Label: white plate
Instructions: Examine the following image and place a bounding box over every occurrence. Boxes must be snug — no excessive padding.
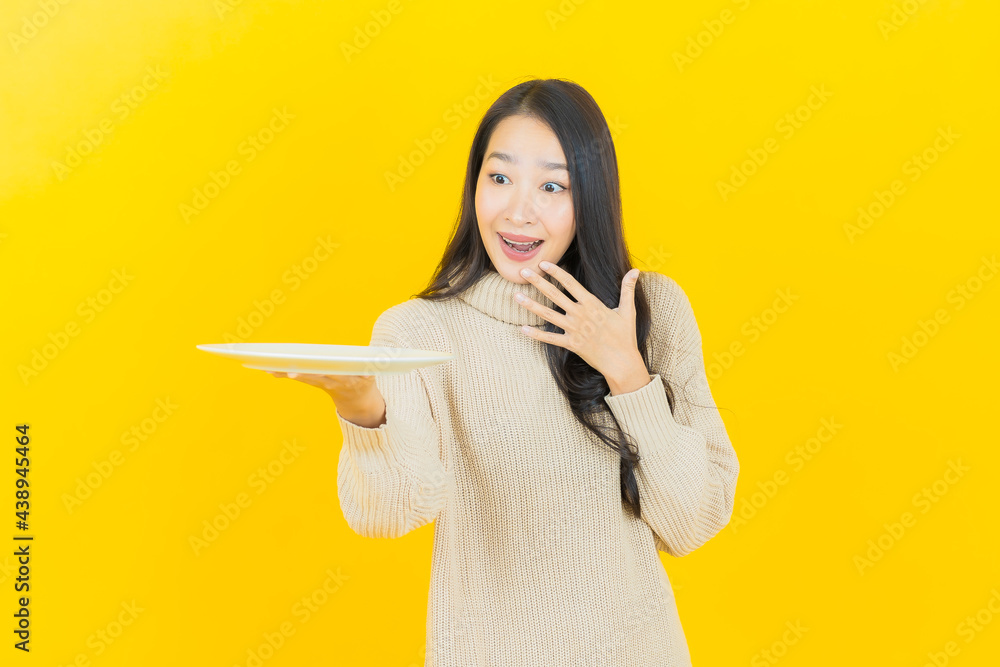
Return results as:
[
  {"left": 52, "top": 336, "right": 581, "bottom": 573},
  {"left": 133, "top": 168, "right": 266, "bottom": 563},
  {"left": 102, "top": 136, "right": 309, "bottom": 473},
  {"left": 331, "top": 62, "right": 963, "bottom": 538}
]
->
[{"left": 196, "top": 343, "right": 454, "bottom": 375}]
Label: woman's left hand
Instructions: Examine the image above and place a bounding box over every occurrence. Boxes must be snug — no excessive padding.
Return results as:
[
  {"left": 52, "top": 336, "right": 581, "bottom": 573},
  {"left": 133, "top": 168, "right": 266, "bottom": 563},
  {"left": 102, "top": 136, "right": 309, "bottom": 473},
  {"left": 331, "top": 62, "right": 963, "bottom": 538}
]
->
[{"left": 514, "top": 261, "right": 648, "bottom": 389}]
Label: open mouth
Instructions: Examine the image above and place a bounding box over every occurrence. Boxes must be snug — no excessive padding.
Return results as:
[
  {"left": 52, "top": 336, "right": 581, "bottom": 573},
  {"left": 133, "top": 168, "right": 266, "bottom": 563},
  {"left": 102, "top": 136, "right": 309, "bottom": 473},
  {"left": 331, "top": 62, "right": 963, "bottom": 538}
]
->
[{"left": 499, "top": 234, "right": 543, "bottom": 253}]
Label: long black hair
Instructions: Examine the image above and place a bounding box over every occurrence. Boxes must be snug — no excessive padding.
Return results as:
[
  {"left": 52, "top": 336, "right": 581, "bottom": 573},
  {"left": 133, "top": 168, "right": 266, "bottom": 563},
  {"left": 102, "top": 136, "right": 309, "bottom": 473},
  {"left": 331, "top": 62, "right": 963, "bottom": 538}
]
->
[{"left": 413, "top": 77, "right": 670, "bottom": 519}]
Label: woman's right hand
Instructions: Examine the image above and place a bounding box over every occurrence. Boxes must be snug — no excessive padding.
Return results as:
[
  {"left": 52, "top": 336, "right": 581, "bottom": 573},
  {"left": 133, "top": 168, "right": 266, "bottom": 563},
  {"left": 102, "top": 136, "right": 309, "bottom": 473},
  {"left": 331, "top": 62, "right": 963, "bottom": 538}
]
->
[{"left": 268, "top": 371, "right": 387, "bottom": 428}]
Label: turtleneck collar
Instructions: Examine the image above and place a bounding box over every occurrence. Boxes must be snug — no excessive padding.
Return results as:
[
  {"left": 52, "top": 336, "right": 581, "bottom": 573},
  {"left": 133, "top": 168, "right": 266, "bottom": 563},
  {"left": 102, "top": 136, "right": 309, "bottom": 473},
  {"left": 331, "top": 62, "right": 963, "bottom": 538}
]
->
[{"left": 456, "top": 268, "right": 559, "bottom": 326}]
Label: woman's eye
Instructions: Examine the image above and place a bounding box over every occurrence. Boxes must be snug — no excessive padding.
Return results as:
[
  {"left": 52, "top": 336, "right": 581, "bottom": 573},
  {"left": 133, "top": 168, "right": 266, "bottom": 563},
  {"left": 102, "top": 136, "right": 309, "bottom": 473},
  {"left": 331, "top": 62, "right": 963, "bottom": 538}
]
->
[{"left": 488, "top": 174, "right": 566, "bottom": 192}]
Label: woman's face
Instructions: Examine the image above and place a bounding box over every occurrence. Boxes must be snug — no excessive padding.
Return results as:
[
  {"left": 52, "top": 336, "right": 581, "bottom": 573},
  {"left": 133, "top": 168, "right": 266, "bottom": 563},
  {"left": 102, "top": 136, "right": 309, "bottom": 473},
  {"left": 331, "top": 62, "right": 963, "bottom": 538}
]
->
[{"left": 475, "top": 114, "right": 575, "bottom": 285}]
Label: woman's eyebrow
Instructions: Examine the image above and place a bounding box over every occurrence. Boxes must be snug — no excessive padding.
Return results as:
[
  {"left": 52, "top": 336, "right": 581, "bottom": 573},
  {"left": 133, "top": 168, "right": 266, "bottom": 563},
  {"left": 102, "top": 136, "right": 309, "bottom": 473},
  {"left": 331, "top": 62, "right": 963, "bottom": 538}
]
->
[{"left": 486, "top": 151, "right": 568, "bottom": 172}]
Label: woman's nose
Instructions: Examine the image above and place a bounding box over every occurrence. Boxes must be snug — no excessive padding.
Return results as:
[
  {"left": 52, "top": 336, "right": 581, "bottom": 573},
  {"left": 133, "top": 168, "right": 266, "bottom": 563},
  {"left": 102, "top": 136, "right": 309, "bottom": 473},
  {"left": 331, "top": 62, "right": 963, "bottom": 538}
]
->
[{"left": 505, "top": 186, "right": 543, "bottom": 224}]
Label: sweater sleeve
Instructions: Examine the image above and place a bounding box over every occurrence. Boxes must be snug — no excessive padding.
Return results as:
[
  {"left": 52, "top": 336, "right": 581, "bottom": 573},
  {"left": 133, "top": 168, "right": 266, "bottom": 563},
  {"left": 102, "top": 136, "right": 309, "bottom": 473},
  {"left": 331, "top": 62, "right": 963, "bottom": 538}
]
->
[
  {"left": 335, "top": 306, "right": 452, "bottom": 539},
  {"left": 602, "top": 273, "right": 739, "bottom": 557}
]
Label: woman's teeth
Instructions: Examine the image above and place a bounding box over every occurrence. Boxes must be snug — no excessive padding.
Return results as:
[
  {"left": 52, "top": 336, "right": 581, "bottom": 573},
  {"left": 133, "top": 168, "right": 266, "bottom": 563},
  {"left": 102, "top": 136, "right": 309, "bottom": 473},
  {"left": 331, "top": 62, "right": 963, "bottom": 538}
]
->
[{"left": 502, "top": 237, "right": 542, "bottom": 252}]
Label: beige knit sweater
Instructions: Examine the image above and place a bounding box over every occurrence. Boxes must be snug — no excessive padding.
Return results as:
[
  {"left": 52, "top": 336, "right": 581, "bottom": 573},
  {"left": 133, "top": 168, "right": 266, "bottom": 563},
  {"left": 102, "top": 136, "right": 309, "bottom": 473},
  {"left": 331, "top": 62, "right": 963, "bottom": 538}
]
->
[{"left": 335, "top": 268, "right": 739, "bottom": 666}]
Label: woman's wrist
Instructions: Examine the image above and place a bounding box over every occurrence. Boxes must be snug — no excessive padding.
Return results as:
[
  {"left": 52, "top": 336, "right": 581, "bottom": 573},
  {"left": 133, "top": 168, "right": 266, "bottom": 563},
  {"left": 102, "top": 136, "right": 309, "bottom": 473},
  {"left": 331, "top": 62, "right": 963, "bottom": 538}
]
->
[
  {"left": 604, "top": 353, "right": 651, "bottom": 396},
  {"left": 332, "top": 389, "right": 386, "bottom": 429}
]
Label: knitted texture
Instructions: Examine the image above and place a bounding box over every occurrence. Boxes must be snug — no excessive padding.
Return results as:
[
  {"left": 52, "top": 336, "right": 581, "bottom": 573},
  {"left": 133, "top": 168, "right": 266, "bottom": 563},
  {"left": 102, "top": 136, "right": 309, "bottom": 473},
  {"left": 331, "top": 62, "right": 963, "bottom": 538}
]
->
[{"left": 336, "top": 268, "right": 739, "bottom": 666}]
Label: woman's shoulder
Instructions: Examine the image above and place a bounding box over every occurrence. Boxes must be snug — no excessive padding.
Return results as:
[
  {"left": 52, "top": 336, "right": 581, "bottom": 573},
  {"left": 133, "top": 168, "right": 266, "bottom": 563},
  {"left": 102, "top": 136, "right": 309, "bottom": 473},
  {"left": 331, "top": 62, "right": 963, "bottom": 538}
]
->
[
  {"left": 637, "top": 270, "right": 703, "bottom": 375},
  {"left": 638, "top": 270, "right": 696, "bottom": 333},
  {"left": 370, "top": 297, "right": 449, "bottom": 350}
]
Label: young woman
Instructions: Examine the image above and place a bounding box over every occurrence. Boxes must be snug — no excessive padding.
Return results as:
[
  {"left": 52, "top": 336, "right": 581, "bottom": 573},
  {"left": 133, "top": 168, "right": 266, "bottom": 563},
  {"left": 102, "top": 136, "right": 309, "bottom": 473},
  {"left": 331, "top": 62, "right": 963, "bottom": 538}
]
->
[{"left": 270, "top": 78, "right": 739, "bottom": 666}]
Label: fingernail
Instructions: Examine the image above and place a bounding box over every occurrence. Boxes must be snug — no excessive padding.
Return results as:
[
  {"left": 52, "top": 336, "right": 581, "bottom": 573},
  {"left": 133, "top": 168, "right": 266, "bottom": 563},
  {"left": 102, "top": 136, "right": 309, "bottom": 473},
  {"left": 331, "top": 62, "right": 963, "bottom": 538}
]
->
[
  {"left": 514, "top": 292, "right": 525, "bottom": 302},
  {"left": 539, "top": 261, "right": 551, "bottom": 269},
  {"left": 520, "top": 268, "right": 534, "bottom": 278}
]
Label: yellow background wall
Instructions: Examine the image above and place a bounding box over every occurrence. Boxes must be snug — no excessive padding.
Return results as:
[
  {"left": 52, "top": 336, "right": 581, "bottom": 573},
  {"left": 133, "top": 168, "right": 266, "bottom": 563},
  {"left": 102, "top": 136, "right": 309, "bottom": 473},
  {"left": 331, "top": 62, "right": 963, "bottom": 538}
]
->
[{"left": 1, "top": 0, "right": 997, "bottom": 665}]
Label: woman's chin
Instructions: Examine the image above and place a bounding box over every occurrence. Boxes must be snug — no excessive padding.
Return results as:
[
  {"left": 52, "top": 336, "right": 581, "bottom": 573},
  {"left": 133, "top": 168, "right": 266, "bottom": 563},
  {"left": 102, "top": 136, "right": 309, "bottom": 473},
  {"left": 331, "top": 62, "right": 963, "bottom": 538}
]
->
[{"left": 497, "top": 264, "right": 533, "bottom": 284}]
